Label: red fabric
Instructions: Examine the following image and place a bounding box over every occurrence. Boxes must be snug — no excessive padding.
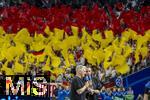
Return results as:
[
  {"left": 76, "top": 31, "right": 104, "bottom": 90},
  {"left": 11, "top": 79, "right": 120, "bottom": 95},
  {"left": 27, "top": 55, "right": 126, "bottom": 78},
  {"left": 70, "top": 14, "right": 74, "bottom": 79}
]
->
[{"left": 0, "top": 3, "right": 149, "bottom": 35}]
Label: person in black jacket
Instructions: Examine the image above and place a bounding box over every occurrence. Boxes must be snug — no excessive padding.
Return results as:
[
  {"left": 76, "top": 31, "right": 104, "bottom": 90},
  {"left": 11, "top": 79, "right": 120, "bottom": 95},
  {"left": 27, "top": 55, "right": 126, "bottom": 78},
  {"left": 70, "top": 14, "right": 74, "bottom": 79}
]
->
[
  {"left": 85, "top": 66, "right": 102, "bottom": 100},
  {"left": 70, "top": 65, "right": 89, "bottom": 100}
]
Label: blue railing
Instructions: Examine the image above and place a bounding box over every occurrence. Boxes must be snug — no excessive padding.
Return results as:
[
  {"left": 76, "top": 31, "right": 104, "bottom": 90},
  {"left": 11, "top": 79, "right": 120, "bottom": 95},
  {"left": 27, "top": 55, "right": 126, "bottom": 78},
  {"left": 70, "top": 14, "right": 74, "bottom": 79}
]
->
[{"left": 123, "top": 66, "right": 150, "bottom": 98}]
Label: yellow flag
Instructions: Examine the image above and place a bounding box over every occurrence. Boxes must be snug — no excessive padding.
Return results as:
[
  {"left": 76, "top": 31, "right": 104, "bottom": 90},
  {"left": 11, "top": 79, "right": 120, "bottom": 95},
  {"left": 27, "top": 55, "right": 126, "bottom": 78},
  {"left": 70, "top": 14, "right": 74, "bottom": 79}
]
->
[
  {"left": 0, "top": 26, "right": 6, "bottom": 35},
  {"left": 3, "top": 46, "right": 17, "bottom": 61},
  {"left": 123, "top": 45, "right": 132, "bottom": 57},
  {"left": 28, "top": 54, "right": 35, "bottom": 63},
  {"left": 119, "top": 37, "right": 128, "bottom": 48},
  {"left": 42, "top": 65, "right": 51, "bottom": 72},
  {"left": 122, "top": 30, "right": 131, "bottom": 39},
  {"left": 92, "top": 31, "right": 102, "bottom": 42},
  {"left": 115, "top": 64, "right": 130, "bottom": 74},
  {"left": 64, "top": 36, "right": 80, "bottom": 49},
  {"left": 34, "top": 33, "right": 45, "bottom": 42},
  {"left": 71, "top": 26, "right": 78, "bottom": 36},
  {"left": 112, "top": 38, "right": 119, "bottom": 47},
  {"left": 14, "top": 28, "right": 32, "bottom": 44},
  {"left": 14, "top": 62, "right": 24, "bottom": 74},
  {"left": 112, "top": 55, "right": 126, "bottom": 66},
  {"left": 69, "top": 53, "right": 76, "bottom": 66},
  {"left": 83, "top": 46, "right": 96, "bottom": 65},
  {"left": 51, "top": 68, "right": 64, "bottom": 76},
  {"left": 81, "top": 27, "right": 88, "bottom": 43},
  {"left": 51, "top": 55, "right": 61, "bottom": 67},
  {"left": 50, "top": 38, "right": 62, "bottom": 51},
  {"left": 103, "top": 61, "right": 111, "bottom": 70},
  {"left": 31, "top": 41, "right": 45, "bottom": 51},
  {"left": 44, "top": 43, "right": 54, "bottom": 56},
  {"left": 144, "top": 30, "right": 150, "bottom": 40},
  {"left": 54, "top": 28, "right": 64, "bottom": 40},
  {"left": 44, "top": 26, "right": 54, "bottom": 37},
  {"left": 1, "top": 62, "right": 14, "bottom": 75},
  {"left": 140, "top": 46, "right": 148, "bottom": 59},
  {"left": 104, "top": 46, "right": 114, "bottom": 60},
  {"left": 87, "top": 34, "right": 97, "bottom": 49},
  {"left": 104, "top": 30, "right": 114, "bottom": 39},
  {"left": 93, "top": 49, "right": 104, "bottom": 65},
  {"left": 135, "top": 50, "right": 140, "bottom": 64},
  {"left": 128, "top": 28, "right": 137, "bottom": 40},
  {"left": 37, "top": 54, "right": 46, "bottom": 62}
]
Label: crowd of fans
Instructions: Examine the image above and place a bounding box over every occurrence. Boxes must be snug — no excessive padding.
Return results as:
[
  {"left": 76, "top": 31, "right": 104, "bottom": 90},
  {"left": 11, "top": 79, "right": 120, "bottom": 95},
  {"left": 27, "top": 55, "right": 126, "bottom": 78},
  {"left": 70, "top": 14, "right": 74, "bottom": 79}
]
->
[
  {"left": 0, "top": 0, "right": 149, "bottom": 34},
  {"left": 53, "top": 65, "right": 136, "bottom": 100}
]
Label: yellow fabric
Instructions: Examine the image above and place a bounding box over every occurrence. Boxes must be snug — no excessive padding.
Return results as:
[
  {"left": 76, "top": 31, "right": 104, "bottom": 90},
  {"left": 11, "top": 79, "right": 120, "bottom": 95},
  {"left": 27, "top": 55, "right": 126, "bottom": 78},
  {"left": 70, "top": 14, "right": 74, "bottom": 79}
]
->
[
  {"left": 50, "top": 38, "right": 62, "bottom": 51},
  {"left": 1, "top": 62, "right": 14, "bottom": 75},
  {"left": 51, "top": 55, "right": 61, "bottom": 67},
  {"left": 44, "top": 26, "right": 54, "bottom": 37},
  {"left": 123, "top": 45, "right": 132, "bottom": 58},
  {"left": 104, "top": 46, "right": 114, "bottom": 61},
  {"left": 128, "top": 28, "right": 137, "bottom": 40},
  {"left": 140, "top": 46, "right": 148, "bottom": 59},
  {"left": 0, "top": 26, "right": 150, "bottom": 75},
  {"left": 14, "top": 62, "right": 24, "bottom": 74},
  {"left": 81, "top": 27, "right": 88, "bottom": 43},
  {"left": 14, "top": 28, "right": 32, "bottom": 44},
  {"left": 87, "top": 34, "right": 97, "bottom": 49},
  {"left": 103, "top": 61, "right": 111, "bottom": 70},
  {"left": 44, "top": 43, "right": 54, "bottom": 56},
  {"left": 68, "top": 53, "right": 76, "bottom": 66},
  {"left": 104, "top": 30, "right": 114, "bottom": 40},
  {"left": 134, "top": 50, "right": 140, "bottom": 64},
  {"left": 83, "top": 46, "right": 96, "bottom": 65},
  {"left": 122, "top": 30, "right": 131, "bottom": 39},
  {"left": 0, "top": 26, "right": 6, "bottom": 35},
  {"left": 71, "top": 26, "right": 78, "bottom": 36},
  {"left": 112, "top": 55, "right": 126, "bottom": 66},
  {"left": 54, "top": 28, "right": 64, "bottom": 40},
  {"left": 115, "top": 64, "right": 130, "bottom": 74},
  {"left": 51, "top": 68, "right": 64, "bottom": 76}
]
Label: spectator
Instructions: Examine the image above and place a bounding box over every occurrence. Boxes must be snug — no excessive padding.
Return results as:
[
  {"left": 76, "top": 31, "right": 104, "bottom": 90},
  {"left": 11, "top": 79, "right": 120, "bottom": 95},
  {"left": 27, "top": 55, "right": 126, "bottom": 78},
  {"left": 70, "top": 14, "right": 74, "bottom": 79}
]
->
[
  {"left": 125, "top": 87, "right": 134, "bottom": 100},
  {"left": 85, "top": 66, "right": 101, "bottom": 100},
  {"left": 144, "top": 81, "right": 150, "bottom": 100},
  {"left": 70, "top": 65, "right": 89, "bottom": 100}
]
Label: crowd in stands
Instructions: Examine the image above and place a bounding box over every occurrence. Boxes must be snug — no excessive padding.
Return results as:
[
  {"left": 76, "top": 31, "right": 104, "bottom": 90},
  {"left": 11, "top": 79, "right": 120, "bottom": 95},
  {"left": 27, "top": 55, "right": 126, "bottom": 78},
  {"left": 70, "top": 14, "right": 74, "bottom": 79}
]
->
[
  {"left": 0, "top": 1, "right": 149, "bottom": 34},
  {"left": 53, "top": 65, "right": 136, "bottom": 100}
]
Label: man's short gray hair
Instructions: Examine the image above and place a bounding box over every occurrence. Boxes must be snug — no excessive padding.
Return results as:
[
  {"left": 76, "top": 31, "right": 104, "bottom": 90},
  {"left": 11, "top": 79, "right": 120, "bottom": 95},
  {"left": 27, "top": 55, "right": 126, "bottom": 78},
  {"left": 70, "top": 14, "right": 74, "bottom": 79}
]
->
[{"left": 76, "top": 65, "right": 86, "bottom": 72}]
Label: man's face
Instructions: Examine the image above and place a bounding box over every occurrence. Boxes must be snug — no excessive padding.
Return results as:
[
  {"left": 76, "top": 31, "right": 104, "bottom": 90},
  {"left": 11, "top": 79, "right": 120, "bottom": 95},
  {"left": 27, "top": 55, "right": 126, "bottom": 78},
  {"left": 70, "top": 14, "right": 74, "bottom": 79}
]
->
[
  {"left": 86, "top": 68, "right": 92, "bottom": 76},
  {"left": 80, "top": 68, "right": 86, "bottom": 78}
]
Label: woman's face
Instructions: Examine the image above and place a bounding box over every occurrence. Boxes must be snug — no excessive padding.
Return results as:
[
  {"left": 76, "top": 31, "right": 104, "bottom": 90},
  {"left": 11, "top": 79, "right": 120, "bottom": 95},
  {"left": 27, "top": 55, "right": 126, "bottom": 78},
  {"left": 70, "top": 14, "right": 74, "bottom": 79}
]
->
[{"left": 86, "top": 68, "right": 92, "bottom": 76}]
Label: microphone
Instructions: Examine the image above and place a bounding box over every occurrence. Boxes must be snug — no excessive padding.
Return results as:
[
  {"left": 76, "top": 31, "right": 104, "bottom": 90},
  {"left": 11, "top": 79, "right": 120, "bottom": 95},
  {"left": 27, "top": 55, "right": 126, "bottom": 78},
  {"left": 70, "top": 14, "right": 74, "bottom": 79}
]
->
[
  {"left": 85, "top": 75, "right": 90, "bottom": 81},
  {"left": 88, "top": 75, "right": 92, "bottom": 81}
]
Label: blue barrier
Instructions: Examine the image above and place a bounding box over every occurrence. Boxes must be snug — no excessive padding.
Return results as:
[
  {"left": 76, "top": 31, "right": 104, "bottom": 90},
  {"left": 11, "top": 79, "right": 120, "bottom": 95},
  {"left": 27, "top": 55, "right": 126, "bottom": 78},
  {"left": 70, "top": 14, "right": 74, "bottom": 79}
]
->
[{"left": 123, "top": 66, "right": 150, "bottom": 98}]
